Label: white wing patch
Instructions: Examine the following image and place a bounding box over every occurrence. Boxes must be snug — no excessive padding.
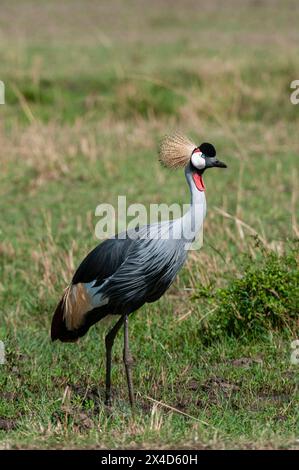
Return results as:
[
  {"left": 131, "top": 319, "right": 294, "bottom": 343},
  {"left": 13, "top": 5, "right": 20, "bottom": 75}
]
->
[{"left": 85, "top": 280, "right": 109, "bottom": 308}]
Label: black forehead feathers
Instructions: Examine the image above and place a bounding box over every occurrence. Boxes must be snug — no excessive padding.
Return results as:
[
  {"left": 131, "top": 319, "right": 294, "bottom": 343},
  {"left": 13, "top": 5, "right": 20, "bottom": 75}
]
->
[{"left": 199, "top": 142, "right": 216, "bottom": 158}]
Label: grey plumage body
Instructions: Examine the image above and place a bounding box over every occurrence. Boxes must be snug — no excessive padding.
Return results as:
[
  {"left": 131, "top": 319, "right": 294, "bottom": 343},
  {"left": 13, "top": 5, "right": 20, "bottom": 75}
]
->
[{"left": 73, "top": 163, "right": 206, "bottom": 329}]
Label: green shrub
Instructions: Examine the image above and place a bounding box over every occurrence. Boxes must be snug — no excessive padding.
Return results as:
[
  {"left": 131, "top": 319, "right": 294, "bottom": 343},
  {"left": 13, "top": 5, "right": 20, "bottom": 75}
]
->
[{"left": 197, "top": 242, "right": 299, "bottom": 341}]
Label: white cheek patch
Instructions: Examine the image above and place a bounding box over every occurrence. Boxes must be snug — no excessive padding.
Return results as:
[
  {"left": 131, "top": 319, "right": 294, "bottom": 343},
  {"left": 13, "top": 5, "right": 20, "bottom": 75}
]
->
[{"left": 191, "top": 151, "right": 206, "bottom": 170}]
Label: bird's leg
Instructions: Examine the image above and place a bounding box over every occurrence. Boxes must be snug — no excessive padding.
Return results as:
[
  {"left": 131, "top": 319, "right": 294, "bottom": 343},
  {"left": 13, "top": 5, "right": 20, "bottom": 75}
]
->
[
  {"left": 123, "top": 314, "right": 135, "bottom": 408},
  {"left": 105, "top": 316, "right": 125, "bottom": 406}
]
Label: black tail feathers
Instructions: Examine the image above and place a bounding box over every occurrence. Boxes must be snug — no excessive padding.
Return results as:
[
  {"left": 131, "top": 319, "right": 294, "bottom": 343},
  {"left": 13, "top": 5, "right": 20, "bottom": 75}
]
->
[{"left": 51, "top": 297, "right": 80, "bottom": 343}]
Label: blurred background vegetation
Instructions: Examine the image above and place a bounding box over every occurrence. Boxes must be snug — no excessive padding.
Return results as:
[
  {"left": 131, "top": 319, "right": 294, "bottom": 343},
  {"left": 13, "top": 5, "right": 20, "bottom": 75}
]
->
[{"left": 0, "top": 0, "right": 298, "bottom": 449}]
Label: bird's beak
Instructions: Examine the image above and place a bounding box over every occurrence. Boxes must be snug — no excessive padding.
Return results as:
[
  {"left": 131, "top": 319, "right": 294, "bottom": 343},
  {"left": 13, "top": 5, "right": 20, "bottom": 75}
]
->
[
  {"left": 204, "top": 156, "right": 227, "bottom": 169},
  {"left": 212, "top": 159, "right": 227, "bottom": 168}
]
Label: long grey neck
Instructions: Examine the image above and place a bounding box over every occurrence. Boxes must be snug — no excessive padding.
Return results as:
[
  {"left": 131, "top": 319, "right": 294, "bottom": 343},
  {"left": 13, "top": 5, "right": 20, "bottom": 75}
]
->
[{"left": 180, "top": 164, "right": 206, "bottom": 242}]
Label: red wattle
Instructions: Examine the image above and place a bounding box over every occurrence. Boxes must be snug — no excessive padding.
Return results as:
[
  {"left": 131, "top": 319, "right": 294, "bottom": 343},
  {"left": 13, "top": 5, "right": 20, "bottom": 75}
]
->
[{"left": 192, "top": 173, "right": 206, "bottom": 191}]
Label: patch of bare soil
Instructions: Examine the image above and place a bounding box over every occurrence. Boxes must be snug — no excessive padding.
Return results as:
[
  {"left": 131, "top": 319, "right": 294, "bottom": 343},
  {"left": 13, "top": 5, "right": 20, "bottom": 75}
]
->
[
  {"left": 0, "top": 418, "right": 17, "bottom": 431},
  {"left": 229, "top": 357, "right": 263, "bottom": 368}
]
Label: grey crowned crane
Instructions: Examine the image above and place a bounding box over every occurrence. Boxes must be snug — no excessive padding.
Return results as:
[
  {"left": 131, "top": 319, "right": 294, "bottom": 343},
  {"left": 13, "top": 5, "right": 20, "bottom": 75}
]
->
[{"left": 51, "top": 133, "right": 227, "bottom": 407}]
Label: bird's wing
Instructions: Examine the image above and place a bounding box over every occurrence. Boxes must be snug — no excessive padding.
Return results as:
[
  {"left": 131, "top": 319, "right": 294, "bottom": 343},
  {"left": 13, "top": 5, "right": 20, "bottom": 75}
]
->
[
  {"left": 51, "top": 223, "right": 186, "bottom": 340},
  {"left": 71, "top": 223, "right": 159, "bottom": 286},
  {"left": 51, "top": 235, "right": 135, "bottom": 340},
  {"left": 95, "top": 233, "right": 187, "bottom": 310},
  {"left": 72, "top": 236, "right": 134, "bottom": 285},
  {"left": 78, "top": 221, "right": 187, "bottom": 310}
]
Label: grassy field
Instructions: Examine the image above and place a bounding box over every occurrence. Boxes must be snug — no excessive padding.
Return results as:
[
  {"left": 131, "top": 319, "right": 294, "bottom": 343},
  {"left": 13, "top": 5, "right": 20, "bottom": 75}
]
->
[{"left": 0, "top": 0, "right": 298, "bottom": 449}]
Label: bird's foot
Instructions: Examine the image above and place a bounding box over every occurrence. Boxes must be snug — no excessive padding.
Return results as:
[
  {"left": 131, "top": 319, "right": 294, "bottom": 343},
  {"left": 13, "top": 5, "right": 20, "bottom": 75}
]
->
[{"left": 105, "top": 393, "right": 112, "bottom": 407}]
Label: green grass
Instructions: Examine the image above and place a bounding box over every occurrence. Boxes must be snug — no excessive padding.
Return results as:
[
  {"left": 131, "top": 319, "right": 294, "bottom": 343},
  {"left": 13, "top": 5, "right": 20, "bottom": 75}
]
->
[{"left": 0, "top": 0, "right": 298, "bottom": 449}]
